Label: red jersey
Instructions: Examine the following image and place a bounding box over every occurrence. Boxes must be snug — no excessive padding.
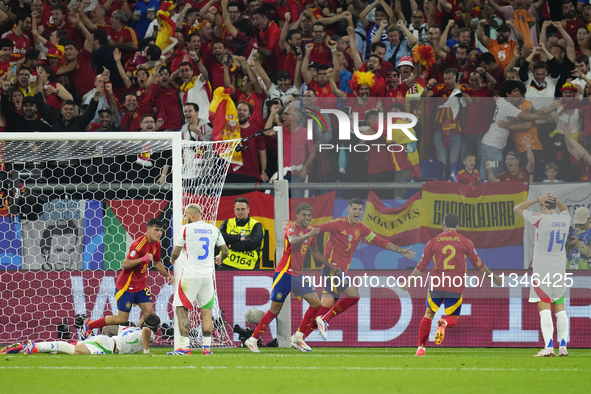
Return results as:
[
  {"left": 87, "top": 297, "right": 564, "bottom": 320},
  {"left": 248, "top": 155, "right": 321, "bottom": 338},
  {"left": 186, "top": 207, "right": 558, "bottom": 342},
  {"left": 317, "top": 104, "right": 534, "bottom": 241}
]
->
[
  {"left": 464, "top": 86, "right": 493, "bottom": 135},
  {"left": 309, "top": 42, "right": 331, "bottom": 66},
  {"left": 207, "top": 60, "right": 226, "bottom": 91},
  {"left": 307, "top": 79, "right": 335, "bottom": 97},
  {"left": 444, "top": 54, "right": 474, "bottom": 85},
  {"left": 1, "top": 30, "right": 30, "bottom": 62},
  {"left": 69, "top": 49, "right": 96, "bottom": 98},
  {"left": 417, "top": 230, "right": 484, "bottom": 293},
  {"left": 115, "top": 235, "right": 162, "bottom": 293},
  {"left": 276, "top": 0, "right": 301, "bottom": 22},
  {"left": 153, "top": 84, "right": 183, "bottom": 129},
  {"left": 276, "top": 222, "right": 317, "bottom": 276},
  {"left": 316, "top": 217, "right": 374, "bottom": 273},
  {"left": 259, "top": 21, "right": 281, "bottom": 69},
  {"left": 432, "top": 83, "right": 471, "bottom": 135},
  {"left": 456, "top": 169, "right": 482, "bottom": 186},
  {"left": 579, "top": 158, "right": 591, "bottom": 182},
  {"left": 279, "top": 48, "right": 297, "bottom": 81},
  {"left": 0, "top": 60, "right": 9, "bottom": 79},
  {"left": 227, "top": 121, "right": 265, "bottom": 179},
  {"left": 110, "top": 26, "right": 138, "bottom": 64},
  {"left": 236, "top": 90, "right": 266, "bottom": 124},
  {"left": 496, "top": 167, "right": 529, "bottom": 182}
]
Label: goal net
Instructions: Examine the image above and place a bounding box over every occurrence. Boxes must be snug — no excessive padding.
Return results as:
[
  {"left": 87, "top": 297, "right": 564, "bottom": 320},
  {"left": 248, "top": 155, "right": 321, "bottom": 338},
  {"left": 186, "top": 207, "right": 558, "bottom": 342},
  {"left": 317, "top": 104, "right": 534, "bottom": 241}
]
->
[{"left": 0, "top": 132, "right": 239, "bottom": 349}]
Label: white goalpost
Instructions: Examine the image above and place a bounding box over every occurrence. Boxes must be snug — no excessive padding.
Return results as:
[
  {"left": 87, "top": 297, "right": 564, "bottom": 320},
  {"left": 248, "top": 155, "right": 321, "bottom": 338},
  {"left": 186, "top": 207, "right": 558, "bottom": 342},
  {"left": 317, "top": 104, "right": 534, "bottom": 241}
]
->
[{"left": 0, "top": 132, "right": 239, "bottom": 348}]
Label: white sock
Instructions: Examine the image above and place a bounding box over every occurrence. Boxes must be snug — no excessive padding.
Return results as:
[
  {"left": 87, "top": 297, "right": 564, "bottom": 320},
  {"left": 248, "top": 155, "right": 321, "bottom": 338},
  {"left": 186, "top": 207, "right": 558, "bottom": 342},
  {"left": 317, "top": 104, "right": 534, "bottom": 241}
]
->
[
  {"left": 539, "top": 309, "right": 554, "bottom": 348},
  {"left": 555, "top": 310, "right": 568, "bottom": 348},
  {"left": 202, "top": 336, "right": 211, "bottom": 348},
  {"left": 179, "top": 336, "right": 190, "bottom": 349},
  {"left": 37, "top": 341, "right": 75, "bottom": 354}
]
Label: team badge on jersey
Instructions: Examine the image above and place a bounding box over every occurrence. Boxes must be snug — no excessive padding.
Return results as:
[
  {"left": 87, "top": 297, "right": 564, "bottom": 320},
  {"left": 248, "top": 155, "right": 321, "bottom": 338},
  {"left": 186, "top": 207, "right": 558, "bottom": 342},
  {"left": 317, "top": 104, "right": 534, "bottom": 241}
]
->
[
  {"left": 130, "top": 250, "right": 137, "bottom": 257},
  {"left": 277, "top": 292, "right": 283, "bottom": 300},
  {"left": 354, "top": 230, "right": 360, "bottom": 239},
  {"left": 126, "top": 301, "right": 132, "bottom": 310}
]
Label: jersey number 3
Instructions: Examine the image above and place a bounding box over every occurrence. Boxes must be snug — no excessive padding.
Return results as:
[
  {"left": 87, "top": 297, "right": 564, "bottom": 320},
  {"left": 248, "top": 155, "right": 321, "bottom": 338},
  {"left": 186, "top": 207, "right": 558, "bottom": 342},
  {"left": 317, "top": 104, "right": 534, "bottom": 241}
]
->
[
  {"left": 198, "top": 236, "right": 210, "bottom": 260},
  {"left": 547, "top": 230, "right": 566, "bottom": 252}
]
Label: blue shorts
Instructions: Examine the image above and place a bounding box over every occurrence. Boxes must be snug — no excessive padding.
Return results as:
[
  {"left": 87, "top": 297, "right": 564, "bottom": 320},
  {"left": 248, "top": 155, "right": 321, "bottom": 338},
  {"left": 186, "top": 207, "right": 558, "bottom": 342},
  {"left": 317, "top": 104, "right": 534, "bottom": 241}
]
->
[
  {"left": 425, "top": 290, "right": 463, "bottom": 316},
  {"left": 321, "top": 266, "right": 351, "bottom": 297},
  {"left": 115, "top": 287, "right": 153, "bottom": 312},
  {"left": 270, "top": 272, "right": 316, "bottom": 303}
]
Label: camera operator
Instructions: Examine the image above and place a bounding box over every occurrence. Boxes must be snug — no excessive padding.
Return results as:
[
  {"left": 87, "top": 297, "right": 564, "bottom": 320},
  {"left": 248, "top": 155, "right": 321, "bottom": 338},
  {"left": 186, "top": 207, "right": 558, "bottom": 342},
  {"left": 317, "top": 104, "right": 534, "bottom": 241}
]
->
[{"left": 566, "top": 207, "right": 591, "bottom": 269}]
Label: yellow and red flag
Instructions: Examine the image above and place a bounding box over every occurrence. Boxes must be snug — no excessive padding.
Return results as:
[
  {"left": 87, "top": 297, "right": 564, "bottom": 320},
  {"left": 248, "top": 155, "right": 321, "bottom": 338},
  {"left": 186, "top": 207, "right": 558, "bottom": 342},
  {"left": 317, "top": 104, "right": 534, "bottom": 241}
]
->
[
  {"left": 155, "top": 2, "right": 178, "bottom": 55},
  {"left": 209, "top": 87, "right": 242, "bottom": 166}
]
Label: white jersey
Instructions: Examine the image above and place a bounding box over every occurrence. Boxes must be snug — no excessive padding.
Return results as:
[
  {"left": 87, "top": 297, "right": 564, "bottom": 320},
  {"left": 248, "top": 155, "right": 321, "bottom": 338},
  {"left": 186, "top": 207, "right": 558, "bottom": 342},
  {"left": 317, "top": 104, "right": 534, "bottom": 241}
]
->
[
  {"left": 524, "top": 210, "right": 570, "bottom": 300},
  {"left": 112, "top": 326, "right": 154, "bottom": 354},
  {"left": 481, "top": 98, "right": 523, "bottom": 149},
  {"left": 175, "top": 221, "right": 226, "bottom": 278}
]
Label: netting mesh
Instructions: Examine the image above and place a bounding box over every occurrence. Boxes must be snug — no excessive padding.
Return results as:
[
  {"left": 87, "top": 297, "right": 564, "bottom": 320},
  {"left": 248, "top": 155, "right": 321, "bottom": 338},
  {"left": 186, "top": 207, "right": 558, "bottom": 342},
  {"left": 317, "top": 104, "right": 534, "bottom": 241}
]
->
[{"left": 0, "top": 134, "right": 240, "bottom": 349}]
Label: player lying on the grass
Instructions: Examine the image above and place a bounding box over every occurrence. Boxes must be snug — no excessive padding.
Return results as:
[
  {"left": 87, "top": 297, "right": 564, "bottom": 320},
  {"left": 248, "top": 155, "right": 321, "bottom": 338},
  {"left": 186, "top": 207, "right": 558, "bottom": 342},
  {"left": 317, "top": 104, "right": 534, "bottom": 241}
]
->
[
  {"left": 245, "top": 203, "right": 328, "bottom": 353},
  {"left": 514, "top": 193, "right": 570, "bottom": 357},
  {"left": 15, "top": 314, "right": 160, "bottom": 355},
  {"left": 401, "top": 213, "right": 503, "bottom": 356},
  {"left": 167, "top": 204, "right": 229, "bottom": 356},
  {"left": 81, "top": 219, "right": 173, "bottom": 340},
  {"left": 304, "top": 198, "right": 416, "bottom": 341}
]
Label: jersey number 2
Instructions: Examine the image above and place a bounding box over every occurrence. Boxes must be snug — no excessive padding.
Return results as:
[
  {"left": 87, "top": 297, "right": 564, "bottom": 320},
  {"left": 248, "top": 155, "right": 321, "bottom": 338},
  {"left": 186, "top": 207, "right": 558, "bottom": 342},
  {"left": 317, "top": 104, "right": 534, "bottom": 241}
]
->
[
  {"left": 442, "top": 245, "right": 456, "bottom": 270},
  {"left": 198, "top": 237, "right": 210, "bottom": 260},
  {"left": 547, "top": 230, "right": 566, "bottom": 252}
]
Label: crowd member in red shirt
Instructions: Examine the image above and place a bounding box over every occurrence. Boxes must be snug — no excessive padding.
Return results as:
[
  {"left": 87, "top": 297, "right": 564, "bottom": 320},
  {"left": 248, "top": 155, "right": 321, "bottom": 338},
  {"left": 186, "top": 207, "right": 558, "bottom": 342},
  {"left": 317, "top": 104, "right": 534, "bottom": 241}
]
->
[
  {"left": 36, "top": 64, "right": 73, "bottom": 110},
  {"left": 1, "top": 14, "right": 32, "bottom": 63},
  {"left": 81, "top": 218, "right": 173, "bottom": 339},
  {"left": 57, "top": 13, "right": 96, "bottom": 102},
  {"left": 422, "top": 68, "right": 472, "bottom": 173},
  {"left": 462, "top": 70, "right": 494, "bottom": 165},
  {"left": 564, "top": 127, "right": 591, "bottom": 181},
  {"left": 42, "top": 4, "right": 83, "bottom": 49},
  {"left": 102, "top": 0, "right": 132, "bottom": 21},
  {"left": 223, "top": 101, "right": 267, "bottom": 195},
  {"left": 487, "top": 150, "right": 534, "bottom": 183},
  {"left": 219, "top": 0, "right": 258, "bottom": 60},
  {"left": 108, "top": 10, "right": 138, "bottom": 65},
  {"left": 207, "top": 40, "right": 228, "bottom": 91},
  {"left": 0, "top": 38, "right": 12, "bottom": 79},
  {"left": 433, "top": 38, "right": 475, "bottom": 85},
  {"left": 302, "top": 43, "right": 335, "bottom": 97},
  {"left": 152, "top": 65, "right": 184, "bottom": 130},
  {"left": 307, "top": 22, "right": 331, "bottom": 66},
  {"left": 252, "top": 8, "right": 281, "bottom": 72},
  {"left": 275, "top": 0, "right": 301, "bottom": 24},
  {"left": 456, "top": 152, "right": 482, "bottom": 186},
  {"left": 560, "top": 0, "right": 584, "bottom": 39},
  {"left": 79, "top": 4, "right": 112, "bottom": 36},
  {"left": 401, "top": 213, "right": 501, "bottom": 356},
  {"left": 479, "top": 52, "right": 505, "bottom": 95},
  {"left": 278, "top": 13, "right": 302, "bottom": 80},
  {"left": 228, "top": 56, "right": 266, "bottom": 123}
]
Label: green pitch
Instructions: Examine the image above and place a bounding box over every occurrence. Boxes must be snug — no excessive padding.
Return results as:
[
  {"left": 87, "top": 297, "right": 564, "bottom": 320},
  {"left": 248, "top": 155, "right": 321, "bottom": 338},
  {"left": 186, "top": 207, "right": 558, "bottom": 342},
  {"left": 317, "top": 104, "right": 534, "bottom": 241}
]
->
[{"left": 1, "top": 347, "right": 589, "bottom": 394}]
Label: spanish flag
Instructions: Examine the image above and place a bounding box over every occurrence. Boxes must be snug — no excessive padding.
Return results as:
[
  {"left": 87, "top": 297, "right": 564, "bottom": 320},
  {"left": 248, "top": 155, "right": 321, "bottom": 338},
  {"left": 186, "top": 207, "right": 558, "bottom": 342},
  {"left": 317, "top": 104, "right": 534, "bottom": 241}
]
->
[
  {"left": 387, "top": 118, "right": 420, "bottom": 178},
  {"left": 155, "top": 2, "right": 178, "bottom": 55},
  {"left": 209, "top": 87, "right": 242, "bottom": 166}
]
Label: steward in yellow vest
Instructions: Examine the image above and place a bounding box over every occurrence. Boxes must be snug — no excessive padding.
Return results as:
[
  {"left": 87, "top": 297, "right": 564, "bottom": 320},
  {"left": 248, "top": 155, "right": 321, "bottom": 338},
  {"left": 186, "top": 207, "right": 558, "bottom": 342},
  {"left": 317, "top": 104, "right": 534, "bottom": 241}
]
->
[{"left": 219, "top": 197, "right": 265, "bottom": 270}]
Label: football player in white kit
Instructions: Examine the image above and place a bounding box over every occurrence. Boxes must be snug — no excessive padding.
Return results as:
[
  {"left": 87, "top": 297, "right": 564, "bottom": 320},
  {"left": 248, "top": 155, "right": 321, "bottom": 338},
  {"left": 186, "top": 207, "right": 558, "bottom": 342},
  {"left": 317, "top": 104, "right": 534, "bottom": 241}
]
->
[
  {"left": 20, "top": 314, "right": 161, "bottom": 355},
  {"left": 514, "top": 193, "right": 570, "bottom": 357},
  {"left": 167, "top": 204, "right": 229, "bottom": 356}
]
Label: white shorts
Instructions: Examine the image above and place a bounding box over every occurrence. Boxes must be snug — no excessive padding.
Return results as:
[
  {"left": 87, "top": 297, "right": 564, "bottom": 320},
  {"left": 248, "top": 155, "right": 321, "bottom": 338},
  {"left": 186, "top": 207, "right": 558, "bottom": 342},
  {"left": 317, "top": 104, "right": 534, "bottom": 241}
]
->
[
  {"left": 82, "top": 335, "right": 116, "bottom": 354},
  {"left": 528, "top": 284, "right": 566, "bottom": 304},
  {"left": 173, "top": 277, "right": 215, "bottom": 309}
]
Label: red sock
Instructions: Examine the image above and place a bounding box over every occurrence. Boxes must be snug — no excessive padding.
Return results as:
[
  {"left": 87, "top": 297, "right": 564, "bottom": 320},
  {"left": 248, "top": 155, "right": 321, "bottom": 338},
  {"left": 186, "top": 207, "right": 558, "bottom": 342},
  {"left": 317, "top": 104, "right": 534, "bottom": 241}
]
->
[
  {"left": 251, "top": 311, "right": 276, "bottom": 340},
  {"left": 299, "top": 306, "right": 320, "bottom": 333},
  {"left": 89, "top": 317, "right": 106, "bottom": 330},
  {"left": 444, "top": 315, "right": 458, "bottom": 328},
  {"left": 303, "top": 306, "right": 331, "bottom": 338},
  {"left": 418, "top": 317, "right": 432, "bottom": 347},
  {"left": 322, "top": 297, "right": 359, "bottom": 323}
]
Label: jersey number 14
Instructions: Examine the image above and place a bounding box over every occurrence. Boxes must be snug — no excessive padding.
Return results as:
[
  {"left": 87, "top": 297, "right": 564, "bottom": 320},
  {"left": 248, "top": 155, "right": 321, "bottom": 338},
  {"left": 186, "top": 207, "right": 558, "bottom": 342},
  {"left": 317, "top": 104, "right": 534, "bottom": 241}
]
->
[{"left": 547, "top": 230, "right": 566, "bottom": 252}]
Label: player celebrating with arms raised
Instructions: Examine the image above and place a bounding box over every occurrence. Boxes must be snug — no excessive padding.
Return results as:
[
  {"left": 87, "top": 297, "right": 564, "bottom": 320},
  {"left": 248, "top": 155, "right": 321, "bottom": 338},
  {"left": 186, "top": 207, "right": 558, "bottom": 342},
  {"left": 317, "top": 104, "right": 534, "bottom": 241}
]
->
[
  {"left": 401, "top": 213, "right": 503, "bottom": 356},
  {"left": 514, "top": 193, "right": 570, "bottom": 357},
  {"left": 245, "top": 203, "right": 327, "bottom": 353},
  {"left": 306, "top": 198, "right": 416, "bottom": 340},
  {"left": 81, "top": 219, "right": 174, "bottom": 339},
  {"left": 167, "top": 204, "right": 229, "bottom": 356}
]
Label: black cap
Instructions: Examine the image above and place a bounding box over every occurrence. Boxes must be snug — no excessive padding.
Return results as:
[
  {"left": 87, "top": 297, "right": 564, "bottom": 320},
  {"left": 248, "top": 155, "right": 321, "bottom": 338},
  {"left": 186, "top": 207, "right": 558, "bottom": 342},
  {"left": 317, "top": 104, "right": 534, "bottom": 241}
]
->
[
  {"left": 98, "top": 107, "right": 111, "bottom": 115},
  {"left": 277, "top": 70, "right": 291, "bottom": 80},
  {"left": 497, "top": 24, "right": 511, "bottom": 33},
  {"left": 308, "top": 61, "right": 320, "bottom": 70},
  {"left": 505, "top": 151, "right": 519, "bottom": 159},
  {"left": 22, "top": 96, "right": 36, "bottom": 105}
]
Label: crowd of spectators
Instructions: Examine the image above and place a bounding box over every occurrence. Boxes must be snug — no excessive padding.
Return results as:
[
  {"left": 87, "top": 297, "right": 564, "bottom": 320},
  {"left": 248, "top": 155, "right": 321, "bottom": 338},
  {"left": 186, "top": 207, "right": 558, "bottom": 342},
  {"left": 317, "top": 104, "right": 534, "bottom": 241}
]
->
[{"left": 1, "top": 0, "right": 590, "bottom": 196}]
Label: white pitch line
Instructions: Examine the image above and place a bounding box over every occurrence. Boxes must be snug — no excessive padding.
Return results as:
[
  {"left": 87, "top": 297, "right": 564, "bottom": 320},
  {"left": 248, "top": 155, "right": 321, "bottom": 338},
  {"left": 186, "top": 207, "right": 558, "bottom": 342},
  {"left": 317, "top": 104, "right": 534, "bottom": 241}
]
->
[{"left": 0, "top": 366, "right": 586, "bottom": 372}]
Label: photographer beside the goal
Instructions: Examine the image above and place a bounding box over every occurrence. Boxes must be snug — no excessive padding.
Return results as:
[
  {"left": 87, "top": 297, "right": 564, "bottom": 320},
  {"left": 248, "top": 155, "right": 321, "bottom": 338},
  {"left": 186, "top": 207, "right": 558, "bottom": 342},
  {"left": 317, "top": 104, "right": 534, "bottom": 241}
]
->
[{"left": 167, "top": 204, "right": 229, "bottom": 356}]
